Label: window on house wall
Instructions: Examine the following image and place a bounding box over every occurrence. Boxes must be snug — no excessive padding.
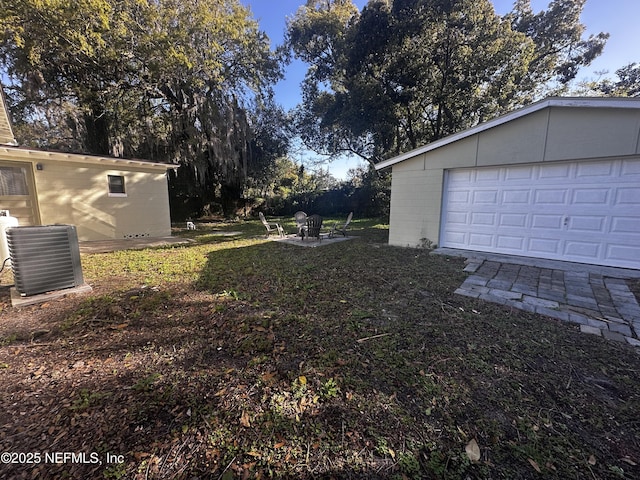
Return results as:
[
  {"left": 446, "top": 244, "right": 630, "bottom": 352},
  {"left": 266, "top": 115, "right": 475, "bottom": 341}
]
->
[
  {"left": 107, "top": 175, "right": 126, "bottom": 196},
  {"left": 0, "top": 166, "right": 28, "bottom": 196}
]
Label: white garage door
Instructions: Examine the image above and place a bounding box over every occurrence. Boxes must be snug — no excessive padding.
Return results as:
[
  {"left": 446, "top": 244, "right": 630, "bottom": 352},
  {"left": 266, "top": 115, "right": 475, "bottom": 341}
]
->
[{"left": 441, "top": 158, "right": 640, "bottom": 269}]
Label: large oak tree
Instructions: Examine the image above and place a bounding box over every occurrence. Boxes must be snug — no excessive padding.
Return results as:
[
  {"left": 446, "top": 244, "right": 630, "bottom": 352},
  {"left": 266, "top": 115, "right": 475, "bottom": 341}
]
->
[
  {"left": 287, "top": 0, "right": 608, "bottom": 166},
  {"left": 1, "top": 0, "right": 288, "bottom": 216}
]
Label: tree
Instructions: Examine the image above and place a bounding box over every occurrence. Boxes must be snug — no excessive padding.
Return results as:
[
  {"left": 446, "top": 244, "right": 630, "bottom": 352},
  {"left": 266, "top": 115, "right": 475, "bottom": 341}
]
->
[
  {"left": 287, "top": 0, "right": 608, "bottom": 165},
  {"left": 287, "top": 0, "right": 366, "bottom": 160},
  {"left": 1, "top": 0, "right": 286, "bottom": 216},
  {"left": 345, "top": 164, "right": 390, "bottom": 217},
  {"left": 594, "top": 63, "right": 640, "bottom": 97},
  {"left": 0, "top": 0, "right": 116, "bottom": 152},
  {"left": 508, "top": 0, "right": 608, "bottom": 96}
]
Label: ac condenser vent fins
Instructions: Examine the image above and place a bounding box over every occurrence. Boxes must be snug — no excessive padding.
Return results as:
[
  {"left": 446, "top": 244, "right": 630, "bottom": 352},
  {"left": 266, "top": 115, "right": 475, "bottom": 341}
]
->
[{"left": 7, "top": 225, "right": 84, "bottom": 296}]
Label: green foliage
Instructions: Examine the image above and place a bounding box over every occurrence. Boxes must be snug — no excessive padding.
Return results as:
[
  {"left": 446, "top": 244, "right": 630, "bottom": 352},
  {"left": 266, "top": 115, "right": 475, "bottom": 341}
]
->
[
  {"left": 70, "top": 389, "right": 106, "bottom": 412},
  {"left": 609, "top": 465, "right": 626, "bottom": 478},
  {"left": 509, "top": 0, "right": 609, "bottom": 87},
  {"left": 286, "top": 0, "right": 359, "bottom": 81},
  {"left": 319, "top": 377, "right": 340, "bottom": 401},
  {"left": 578, "top": 62, "right": 640, "bottom": 98},
  {"left": 133, "top": 373, "right": 161, "bottom": 392},
  {"left": 254, "top": 160, "right": 389, "bottom": 218},
  {"left": 0, "top": 333, "right": 18, "bottom": 346},
  {"left": 397, "top": 450, "right": 421, "bottom": 478},
  {"left": 1, "top": 0, "right": 287, "bottom": 218},
  {"left": 103, "top": 462, "right": 127, "bottom": 479},
  {"left": 248, "top": 157, "right": 330, "bottom": 201},
  {"left": 287, "top": 0, "right": 608, "bottom": 164}
]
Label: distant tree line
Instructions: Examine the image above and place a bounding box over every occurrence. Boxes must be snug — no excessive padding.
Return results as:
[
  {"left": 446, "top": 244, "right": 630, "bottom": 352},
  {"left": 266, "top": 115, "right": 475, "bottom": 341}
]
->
[
  {"left": 2, "top": 0, "right": 637, "bottom": 221},
  {"left": 250, "top": 159, "right": 390, "bottom": 219},
  {"left": 168, "top": 156, "right": 390, "bottom": 220}
]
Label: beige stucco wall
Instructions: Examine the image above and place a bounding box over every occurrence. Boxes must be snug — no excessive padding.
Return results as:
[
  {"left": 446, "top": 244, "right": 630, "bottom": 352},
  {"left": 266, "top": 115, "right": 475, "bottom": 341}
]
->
[
  {"left": 33, "top": 161, "right": 171, "bottom": 241},
  {"left": 388, "top": 165, "right": 443, "bottom": 247},
  {"left": 388, "top": 105, "right": 640, "bottom": 248},
  {"left": 0, "top": 148, "right": 172, "bottom": 241}
]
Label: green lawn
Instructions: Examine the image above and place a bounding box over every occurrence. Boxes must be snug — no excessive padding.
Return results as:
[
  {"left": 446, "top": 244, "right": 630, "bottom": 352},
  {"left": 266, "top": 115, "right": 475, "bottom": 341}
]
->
[{"left": 1, "top": 218, "right": 639, "bottom": 479}]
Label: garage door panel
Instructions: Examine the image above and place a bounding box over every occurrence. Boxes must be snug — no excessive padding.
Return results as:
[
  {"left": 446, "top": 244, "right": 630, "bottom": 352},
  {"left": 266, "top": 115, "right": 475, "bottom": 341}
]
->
[
  {"left": 497, "top": 235, "right": 525, "bottom": 250},
  {"left": 611, "top": 217, "right": 640, "bottom": 234},
  {"left": 532, "top": 214, "right": 563, "bottom": 229},
  {"left": 475, "top": 169, "right": 500, "bottom": 182},
  {"left": 564, "top": 241, "right": 600, "bottom": 258},
  {"left": 502, "top": 190, "right": 530, "bottom": 204},
  {"left": 572, "top": 188, "right": 609, "bottom": 204},
  {"left": 450, "top": 170, "right": 474, "bottom": 183},
  {"left": 472, "top": 190, "right": 498, "bottom": 203},
  {"left": 471, "top": 212, "right": 496, "bottom": 226},
  {"left": 446, "top": 211, "right": 468, "bottom": 225},
  {"left": 568, "top": 216, "right": 606, "bottom": 233},
  {"left": 448, "top": 190, "right": 471, "bottom": 203},
  {"left": 539, "top": 163, "right": 571, "bottom": 178},
  {"left": 607, "top": 244, "right": 640, "bottom": 263},
  {"left": 621, "top": 159, "right": 640, "bottom": 175},
  {"left": 505, "top": 166, "right": 535, "bottom": 180},
  {"left": 469, "top": 233, "right": 493, "bottom": 248},
  {"left": 534, "top": 189, "right": 567, "bottom": 204},
  {"left": 444, "top": 231, "right": 467, "bottom": 246},
  {"left": 528, "top": 238, "right": 561, "bottom": 254},
  {"left": 616, "top": 187, "right": 640, "bottom": 204},
  {"left": 499, "top": 213, "right": 527, "bottom": 227},
  {"left": 442, "top": 158, "right": 640, "bottom": 269},
  {"left": 576, "top": 161, "right": 614, "bottom": 177}
]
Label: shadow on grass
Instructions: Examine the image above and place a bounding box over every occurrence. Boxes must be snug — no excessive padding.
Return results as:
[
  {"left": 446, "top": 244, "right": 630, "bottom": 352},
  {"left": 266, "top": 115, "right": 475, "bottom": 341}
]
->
[{"left": 1, "top": 220, "right": 640, "bottom": 479}]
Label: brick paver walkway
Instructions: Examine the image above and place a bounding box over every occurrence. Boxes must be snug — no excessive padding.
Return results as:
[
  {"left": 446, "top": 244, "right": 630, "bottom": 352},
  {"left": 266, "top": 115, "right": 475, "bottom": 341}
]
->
[{"left": 455, "top": 259, "right": 640, "bottom": 349}]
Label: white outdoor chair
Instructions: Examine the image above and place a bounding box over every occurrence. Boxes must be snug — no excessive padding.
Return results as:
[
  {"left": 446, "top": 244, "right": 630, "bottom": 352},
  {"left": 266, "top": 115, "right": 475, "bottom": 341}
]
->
[
  {"left": 294, "top": 211, "right": 308, "bottom": 238},
  {"left": 259, "top": 212, "right": 284, "bottom": 238},
  {"left": 330, "top": 212, "right": 353, "bottom": 238}
]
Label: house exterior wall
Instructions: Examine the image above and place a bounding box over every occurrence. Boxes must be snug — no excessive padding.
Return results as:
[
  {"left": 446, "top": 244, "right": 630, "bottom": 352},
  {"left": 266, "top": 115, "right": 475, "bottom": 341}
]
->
[
  {"left": 34, "top": 161, "right": 171, "bottom": 241},
  {"left": 0, "top": 148, "right": 172, "bottom": 241},
  {"left": 388, "top": 105, "right": 640, "bottom": 248}
]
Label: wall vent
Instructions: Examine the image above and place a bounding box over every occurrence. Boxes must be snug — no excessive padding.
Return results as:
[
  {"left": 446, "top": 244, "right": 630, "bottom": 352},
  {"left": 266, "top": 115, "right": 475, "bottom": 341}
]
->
[{"left": 7, "top": 225, "right": 84, "bottom": 296}]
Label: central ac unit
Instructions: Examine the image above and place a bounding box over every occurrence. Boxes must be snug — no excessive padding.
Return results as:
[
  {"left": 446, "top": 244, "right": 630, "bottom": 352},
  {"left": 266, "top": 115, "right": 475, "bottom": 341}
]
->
[{"left": 7, "top": 225, "right": 85, "bottom": 296}]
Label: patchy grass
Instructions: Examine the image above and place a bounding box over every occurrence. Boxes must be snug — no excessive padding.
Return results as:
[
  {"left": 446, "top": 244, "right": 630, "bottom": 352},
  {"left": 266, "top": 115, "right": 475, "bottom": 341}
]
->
[{"left": 0, "top": 218, "right": 639, "bottom": 479}]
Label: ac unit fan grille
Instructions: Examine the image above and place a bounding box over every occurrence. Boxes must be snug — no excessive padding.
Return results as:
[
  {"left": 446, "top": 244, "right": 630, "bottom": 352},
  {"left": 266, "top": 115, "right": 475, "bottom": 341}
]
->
[{"left": 7, "top": 225, "right": 84, "bottom": 296}]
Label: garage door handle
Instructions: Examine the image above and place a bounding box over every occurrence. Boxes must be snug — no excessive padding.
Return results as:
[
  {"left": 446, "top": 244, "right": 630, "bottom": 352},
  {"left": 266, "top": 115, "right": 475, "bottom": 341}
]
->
[{"left": 563, "top": 216, "right": 569, "bottom": 227}]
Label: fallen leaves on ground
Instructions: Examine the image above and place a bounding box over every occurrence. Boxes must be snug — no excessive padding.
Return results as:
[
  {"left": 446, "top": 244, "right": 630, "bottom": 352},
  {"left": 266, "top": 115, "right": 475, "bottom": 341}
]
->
[{"left": 1, "top": 220, "right": 639, "bottom": 479}]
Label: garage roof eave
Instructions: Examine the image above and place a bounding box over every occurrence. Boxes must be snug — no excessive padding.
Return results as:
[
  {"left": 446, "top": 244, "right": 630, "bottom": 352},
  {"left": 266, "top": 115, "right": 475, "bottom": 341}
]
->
[{"left": 374, "top": 96, "right": 640, "bottom": 171}]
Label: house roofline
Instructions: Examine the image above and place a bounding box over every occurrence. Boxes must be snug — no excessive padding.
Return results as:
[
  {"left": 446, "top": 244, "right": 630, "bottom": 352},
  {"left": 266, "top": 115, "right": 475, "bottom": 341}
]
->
[
  {"left": 0, "top": 145, "right": 177, "bottom": 171},
  {"left": 0, "top": 85, "right": 18, "bottom": 146},
  {"left": 374, "top": 96, "right": 640, "bottom": 171}
]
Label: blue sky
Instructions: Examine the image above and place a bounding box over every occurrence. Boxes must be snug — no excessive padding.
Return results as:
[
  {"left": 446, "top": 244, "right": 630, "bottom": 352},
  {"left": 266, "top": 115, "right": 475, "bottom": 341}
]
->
[{"left": 243, "top": 0, "right": 640, "bottom": 179}]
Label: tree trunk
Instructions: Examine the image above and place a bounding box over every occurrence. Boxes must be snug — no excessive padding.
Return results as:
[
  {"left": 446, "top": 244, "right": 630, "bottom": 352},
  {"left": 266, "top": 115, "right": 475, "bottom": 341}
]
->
[
  {"left": 220, "top": 184, "right": 243, "bottom": 218},
  {"left": 83, "top": 103, "right": 111, "bottom": 155}
]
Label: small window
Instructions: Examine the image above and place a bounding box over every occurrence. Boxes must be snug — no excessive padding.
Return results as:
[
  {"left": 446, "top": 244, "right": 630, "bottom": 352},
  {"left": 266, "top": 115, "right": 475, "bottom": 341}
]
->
[
  {"left": 0, "top": 166, "right": 28, "bottom": 196},
  {"left": 108, "top": 175, "right": 126, "bottom": 196}
]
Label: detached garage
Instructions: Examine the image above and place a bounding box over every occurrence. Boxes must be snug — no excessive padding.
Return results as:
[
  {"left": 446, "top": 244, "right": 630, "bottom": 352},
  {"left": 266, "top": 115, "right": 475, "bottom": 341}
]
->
[{"left": 375, "top": 97, "right": 640, "bottom": 270}]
